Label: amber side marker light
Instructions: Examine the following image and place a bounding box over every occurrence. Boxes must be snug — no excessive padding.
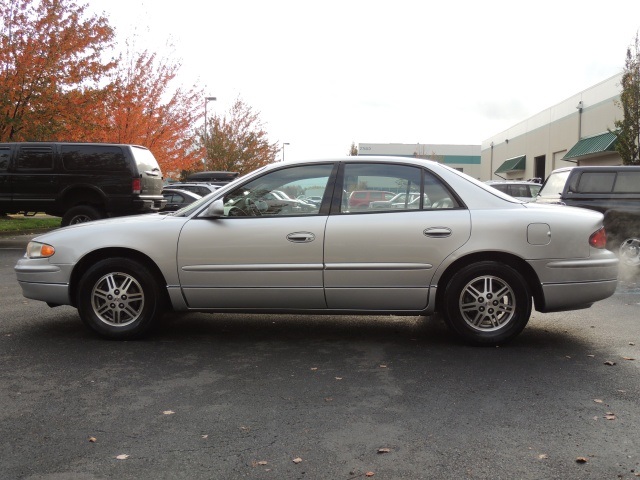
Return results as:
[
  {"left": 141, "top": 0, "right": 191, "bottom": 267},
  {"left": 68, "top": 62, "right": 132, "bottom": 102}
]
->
[{"left": 589, "top": 227, "right": 607, "bottom": 249}]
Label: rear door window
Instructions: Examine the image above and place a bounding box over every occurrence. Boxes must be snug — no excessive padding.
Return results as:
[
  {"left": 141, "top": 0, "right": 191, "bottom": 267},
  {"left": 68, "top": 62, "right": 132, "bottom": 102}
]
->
[
  {"left": 0, "top": 147, "right": 9, "bottom": 170},
  {"left": 16, "top": 146, "right": 54, "bottom": 170}
]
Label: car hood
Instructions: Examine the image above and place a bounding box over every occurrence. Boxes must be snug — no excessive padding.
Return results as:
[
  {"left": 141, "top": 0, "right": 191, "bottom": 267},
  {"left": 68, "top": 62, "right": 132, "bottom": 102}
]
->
[{"left": 31, "top": 213, "right": 175, "bottom": 244}]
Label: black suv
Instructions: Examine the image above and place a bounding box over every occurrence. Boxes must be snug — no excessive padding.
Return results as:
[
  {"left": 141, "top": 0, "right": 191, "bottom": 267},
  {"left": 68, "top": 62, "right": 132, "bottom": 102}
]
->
[
  {"left": 536, "top": 166, "right": 640, "bottom": 266},
  {"left": 0, "top": 143, "right": 166, "bottom": 226}
]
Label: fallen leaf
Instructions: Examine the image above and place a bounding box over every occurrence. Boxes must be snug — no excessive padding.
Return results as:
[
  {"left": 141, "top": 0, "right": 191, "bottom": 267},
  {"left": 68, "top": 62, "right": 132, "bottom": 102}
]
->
[
  {"left": 163, "top": 410, "right": 175, "bottom": 415},
  {"left": 293, "top": 457, "right": 302, "bottom": 464},
  {"left": 366, "top": 473, "right": 375, "bottom": 477},
  {"left": 116, "top": 454, "right": 129, "bottom": 460},
  {"left": 604, "top": 361, "right": 616, "bottom": 366},
  {"left": 605, "top": 412, "right": 616, "bottom": 420},
  {"left": 594, "top": 399, "right": 604, "bottom": 403},
  {"left": 88, "top": 437, "right": 97, "bottom": 443},
  {"left": 377, "top": 448, "right": 391, "bottom": 454},
  {"left": 576, "top": 457, "right": 588, "bottom": 463}
]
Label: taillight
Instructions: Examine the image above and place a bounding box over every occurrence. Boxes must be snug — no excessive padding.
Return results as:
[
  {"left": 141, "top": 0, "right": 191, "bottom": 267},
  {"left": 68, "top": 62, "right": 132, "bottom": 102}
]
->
[
  {"left": 132, "top": 178, "right": 141, "bottom": 194},
  {"left": 589, "top": 227, "right": 607, "bottom": 249}
]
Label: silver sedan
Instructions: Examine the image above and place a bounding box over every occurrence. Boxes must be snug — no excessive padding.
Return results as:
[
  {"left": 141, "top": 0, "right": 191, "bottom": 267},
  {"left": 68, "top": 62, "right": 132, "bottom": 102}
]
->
[{"left": 15, "top": 156, "right": 619, "bottom": 345}]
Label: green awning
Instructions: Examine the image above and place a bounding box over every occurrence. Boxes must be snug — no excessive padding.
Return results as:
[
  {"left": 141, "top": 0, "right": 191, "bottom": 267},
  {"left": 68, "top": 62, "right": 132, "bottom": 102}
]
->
[
  {"left": 495, "top": 155, "right": 526, "bottom": 174},
  {"left": 563, "top": 131, "right": 617, "bottom": 161}
]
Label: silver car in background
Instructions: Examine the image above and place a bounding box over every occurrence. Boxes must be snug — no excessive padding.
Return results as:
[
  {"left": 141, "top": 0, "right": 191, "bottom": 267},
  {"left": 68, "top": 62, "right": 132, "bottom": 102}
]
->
[{"left": 15, "top": 156, "right": 619, "bottom": 345}]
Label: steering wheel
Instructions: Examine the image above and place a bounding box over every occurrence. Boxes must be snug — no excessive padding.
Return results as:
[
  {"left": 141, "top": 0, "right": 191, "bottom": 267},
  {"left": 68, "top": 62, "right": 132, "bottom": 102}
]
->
[{"left": 244, "top": 197, "right": 262, "bottom": 216}]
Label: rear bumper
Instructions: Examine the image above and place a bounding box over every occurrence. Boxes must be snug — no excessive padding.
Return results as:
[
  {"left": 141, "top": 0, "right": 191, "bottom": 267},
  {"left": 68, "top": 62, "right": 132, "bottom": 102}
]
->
[
  {"left": 528, "top": 251, "right": 619, "bottom": 312},
  {"left": 539, "top": 279, "right": 618, "bottom": 312}
]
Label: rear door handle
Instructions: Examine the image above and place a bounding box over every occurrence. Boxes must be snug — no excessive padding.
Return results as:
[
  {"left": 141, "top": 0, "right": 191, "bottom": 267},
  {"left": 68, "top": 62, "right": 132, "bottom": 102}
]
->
[{"left": 423, "top": 227, "right": 452, "bottom": 238}]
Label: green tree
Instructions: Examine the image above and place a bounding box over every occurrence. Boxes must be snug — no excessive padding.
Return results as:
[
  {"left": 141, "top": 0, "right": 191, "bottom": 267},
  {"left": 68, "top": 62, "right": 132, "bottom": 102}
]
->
[
  {"left": 612, "top": 32, "right": 640, "bottom": 165},
  {"left": 348, "top": 141, "right": 358, "bottom": 155},
  {"left": 202, "top": 97, "right": 278, "bottom": 175}
]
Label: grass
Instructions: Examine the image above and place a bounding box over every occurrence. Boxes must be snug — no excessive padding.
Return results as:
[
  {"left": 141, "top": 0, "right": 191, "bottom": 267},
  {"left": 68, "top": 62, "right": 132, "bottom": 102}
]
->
[{"left": 0, "top": 215, "right": 62, "bottom": 234}]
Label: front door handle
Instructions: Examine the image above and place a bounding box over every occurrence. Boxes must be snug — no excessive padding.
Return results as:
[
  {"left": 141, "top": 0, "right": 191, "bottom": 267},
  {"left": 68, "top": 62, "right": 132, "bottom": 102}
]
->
[{"left": 286, "top": 232, "right": 316, "bottom": 243}]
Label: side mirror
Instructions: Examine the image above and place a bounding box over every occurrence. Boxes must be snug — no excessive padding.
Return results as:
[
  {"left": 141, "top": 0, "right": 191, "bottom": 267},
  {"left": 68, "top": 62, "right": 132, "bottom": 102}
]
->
[{"left": 201, "top": 199, "right": 225, "bottom": 218}]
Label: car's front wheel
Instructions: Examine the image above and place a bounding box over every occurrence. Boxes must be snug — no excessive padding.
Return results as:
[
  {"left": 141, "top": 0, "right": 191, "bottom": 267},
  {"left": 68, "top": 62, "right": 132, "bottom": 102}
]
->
[
  {"left": 442, "top": 261, "right": 532, "bottom": 345},
  {"left": 76, "top": 258, "right": 164, "bottom": 339}
]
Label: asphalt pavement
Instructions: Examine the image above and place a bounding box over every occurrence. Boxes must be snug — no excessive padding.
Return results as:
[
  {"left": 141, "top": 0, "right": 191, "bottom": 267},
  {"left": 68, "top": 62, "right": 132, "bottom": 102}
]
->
[{"left": 1, "top": 233, "right": 639, "bottom": 480}]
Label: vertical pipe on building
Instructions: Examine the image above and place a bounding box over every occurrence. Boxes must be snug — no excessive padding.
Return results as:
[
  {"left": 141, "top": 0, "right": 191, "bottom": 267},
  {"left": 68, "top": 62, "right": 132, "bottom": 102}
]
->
[
  {"left": 577, "top": 101, "right": 583, "bottom": 140},
  {"left": 490, "top": 142, "right": 494, "bottom": 180}
]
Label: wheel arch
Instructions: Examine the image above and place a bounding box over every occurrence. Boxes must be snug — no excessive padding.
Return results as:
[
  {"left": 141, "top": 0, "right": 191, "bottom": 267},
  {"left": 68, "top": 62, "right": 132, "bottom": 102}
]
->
[
  {"left": 58, "top": 186, "right": 107, "bottom": 214},
  {"left": 435, "top": 251, "right": 544, "bottom": 313},
  {"left": 69, "top": 248, "right": 170, "bottom": 308}
]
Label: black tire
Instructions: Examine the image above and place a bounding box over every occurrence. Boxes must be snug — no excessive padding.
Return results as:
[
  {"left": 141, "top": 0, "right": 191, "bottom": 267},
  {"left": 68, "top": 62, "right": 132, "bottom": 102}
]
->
[
  {"left": 61, "top": 205, "right": 104, "bottom": 227},
  {"left": 442, "top": 261, "right": 532, "bottom": 346},
  {"left": 76, "top": 258, "right": 164, "bottom": 339}
]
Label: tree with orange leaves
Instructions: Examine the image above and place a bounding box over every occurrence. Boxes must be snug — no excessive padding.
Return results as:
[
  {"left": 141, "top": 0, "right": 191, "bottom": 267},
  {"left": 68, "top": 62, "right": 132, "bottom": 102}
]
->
[
  {"left": 0, "top": 0, "right": 115, "bottom": 141},
  {"left": 97, "top": 47, "right": 203, "bottom": 178}
]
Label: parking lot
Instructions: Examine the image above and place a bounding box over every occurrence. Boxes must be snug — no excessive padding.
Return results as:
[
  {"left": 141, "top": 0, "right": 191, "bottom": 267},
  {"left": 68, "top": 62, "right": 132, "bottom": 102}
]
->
[{"left": 1, "top": 233, "right": 639, "bottom": 479}]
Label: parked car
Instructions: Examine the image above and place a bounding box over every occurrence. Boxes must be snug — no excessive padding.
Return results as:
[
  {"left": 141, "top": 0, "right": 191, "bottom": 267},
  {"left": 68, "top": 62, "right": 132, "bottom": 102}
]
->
[
  {"left": 369, "top": 192, "right": 427, "bottom": 209},
  {"left": 484, "top": 180, "right": 542, "bottom": 202},
  {"left": 161, "top": 188, "right": 202, "bottom": 212},
  {"left": 167, "top": 182, "right": 220, "bottom": 197},
  {"left": 15, "top": 156, "right": 618, "bottom": 345},
  {"left": 348, "top": 190, "right": 395, "bottom": 209},
  {"left": 0, "top": 142, "right": 166, "bottom": 226},
  {"left": 184, "top": 171, "right": 239, "bottom": 185},
  {"left": 535, "top": 166, "right": 640, "bottom": 267},
  {"left": 226, "top": 189, "right": 315, "bottom": 215}
]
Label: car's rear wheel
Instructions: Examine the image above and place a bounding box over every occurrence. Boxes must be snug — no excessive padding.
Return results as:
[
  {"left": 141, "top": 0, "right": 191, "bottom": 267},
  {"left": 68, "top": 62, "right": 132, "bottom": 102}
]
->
[
  {"left": 76, "top": 258, "right": 164, "bottom": 339},
  {"left": 61, "top": 205, "right": 104, "bottom": 226},
  {"left": 442, "top": 261, "right": 532, "bottom": 345}
]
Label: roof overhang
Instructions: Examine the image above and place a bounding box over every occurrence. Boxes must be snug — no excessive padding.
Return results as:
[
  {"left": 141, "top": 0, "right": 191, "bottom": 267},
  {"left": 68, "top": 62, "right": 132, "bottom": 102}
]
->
[
  {"left": 495, "top": 155, "right": 526, "bottom": 174},
  {"left": 563, "top": 131, "right": 618, "bottom": 161}
]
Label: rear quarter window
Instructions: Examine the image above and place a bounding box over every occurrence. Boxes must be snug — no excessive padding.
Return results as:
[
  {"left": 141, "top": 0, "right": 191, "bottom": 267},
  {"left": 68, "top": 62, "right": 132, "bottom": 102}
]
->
[
  {"left": 62, "top": 145, "right": 128, "bottom": 171},
  {"left": 613, "top": 172, "right": 640, "bottom": 193}
]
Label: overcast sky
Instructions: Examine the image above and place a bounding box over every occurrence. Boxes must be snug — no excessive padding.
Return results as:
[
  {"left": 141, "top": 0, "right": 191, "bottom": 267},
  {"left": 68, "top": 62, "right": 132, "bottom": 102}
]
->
[{"left": 87, "top": 0, "right": 640, "bottom": 161}]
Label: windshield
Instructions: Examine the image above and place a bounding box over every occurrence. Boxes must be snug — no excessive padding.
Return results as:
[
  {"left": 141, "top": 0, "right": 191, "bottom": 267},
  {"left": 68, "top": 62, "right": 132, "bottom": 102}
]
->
[{"left": 538, "top": 170, "right": 570, "bottom": 198}]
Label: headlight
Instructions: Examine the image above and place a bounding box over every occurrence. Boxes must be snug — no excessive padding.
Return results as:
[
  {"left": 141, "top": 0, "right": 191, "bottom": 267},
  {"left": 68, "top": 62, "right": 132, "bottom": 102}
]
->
[{"left": 25, "top": 241, "right": 56, "bottom": 259}]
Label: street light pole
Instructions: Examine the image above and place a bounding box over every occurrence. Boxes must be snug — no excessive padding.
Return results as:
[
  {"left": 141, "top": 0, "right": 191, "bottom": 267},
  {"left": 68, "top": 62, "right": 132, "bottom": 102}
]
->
[
  {"left": 204, "top": 96, "right": 217, "bottom": 164},
  {"left": 282, "top": 142, "right": 290, "bottom": 162}
]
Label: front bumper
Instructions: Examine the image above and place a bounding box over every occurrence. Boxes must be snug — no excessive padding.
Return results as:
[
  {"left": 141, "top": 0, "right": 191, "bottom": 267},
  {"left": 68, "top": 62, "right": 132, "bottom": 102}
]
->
[{"left": 15, "top": 259, "right": 73, "bottom": 306}]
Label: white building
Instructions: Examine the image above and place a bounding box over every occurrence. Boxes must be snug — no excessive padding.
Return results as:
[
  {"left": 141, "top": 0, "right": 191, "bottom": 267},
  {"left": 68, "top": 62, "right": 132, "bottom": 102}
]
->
[
  {"left": 358, "top": 143, "right": 482, "bottom": 179},
  {"left": 482, "top": 73, "right": 623, "bottom": 182}
]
